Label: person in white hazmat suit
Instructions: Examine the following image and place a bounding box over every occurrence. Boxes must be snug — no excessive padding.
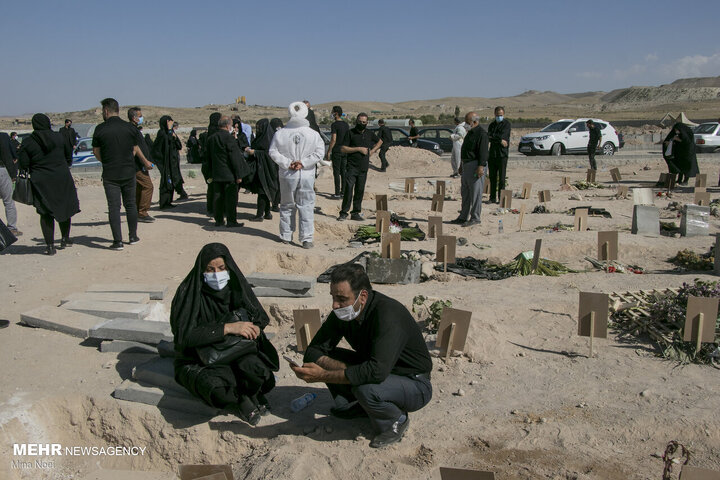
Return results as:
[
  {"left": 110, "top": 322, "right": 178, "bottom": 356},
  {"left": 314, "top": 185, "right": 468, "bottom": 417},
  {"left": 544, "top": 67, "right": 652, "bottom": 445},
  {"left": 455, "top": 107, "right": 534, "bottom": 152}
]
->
[
  {"left": 269, "top": 102, "right": 325, "bottom": 248},
  {"left": 450, "top": 117, "right": 467, "bottom": 178}
]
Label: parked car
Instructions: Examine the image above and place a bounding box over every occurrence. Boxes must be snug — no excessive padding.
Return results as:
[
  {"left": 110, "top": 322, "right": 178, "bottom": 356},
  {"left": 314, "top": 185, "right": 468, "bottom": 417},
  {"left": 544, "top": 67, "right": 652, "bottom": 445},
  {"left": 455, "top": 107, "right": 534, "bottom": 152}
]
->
[
  {"left": 518, "top": 118, "right": 622, "bottom": 156},
  {"left": 368, "top": 127, "right": 442, "bottom": 155},
  {"left": 418, "top": 127, "right": 454, "bottom": 153},
  {"left": 694, "top": 122, "right": 720, "bottom": 153},
  {"left": 71, "top": 137, "right": 100, "bottom": 167}
]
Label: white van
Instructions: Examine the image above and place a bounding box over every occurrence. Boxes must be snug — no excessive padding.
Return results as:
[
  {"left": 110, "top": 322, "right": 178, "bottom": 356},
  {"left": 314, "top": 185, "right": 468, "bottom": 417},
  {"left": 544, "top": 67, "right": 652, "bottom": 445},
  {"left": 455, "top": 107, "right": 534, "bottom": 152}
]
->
[{"left": 518, "top": 118, "right": 621, "bottom": 156}]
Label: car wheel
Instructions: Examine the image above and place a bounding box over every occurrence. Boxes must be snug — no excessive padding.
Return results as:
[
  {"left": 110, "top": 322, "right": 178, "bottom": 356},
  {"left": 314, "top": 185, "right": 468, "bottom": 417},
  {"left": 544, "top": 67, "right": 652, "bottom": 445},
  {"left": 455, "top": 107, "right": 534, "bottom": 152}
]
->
[
  {"left": 602, "top": 142, "right": 616, "bottom": 155},
  {"left": 550, "top": 143, "right": 562, "bottom": 156}
]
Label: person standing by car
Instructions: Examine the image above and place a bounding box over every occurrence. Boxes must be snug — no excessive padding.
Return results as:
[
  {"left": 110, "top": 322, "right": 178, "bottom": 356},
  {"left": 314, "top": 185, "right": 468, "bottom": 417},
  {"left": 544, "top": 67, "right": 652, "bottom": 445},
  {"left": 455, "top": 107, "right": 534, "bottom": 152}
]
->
[
  {"left": 338, "top": 113, "right": 382, "bottom": 221},
  {"left": 9, "top": 132, "right": 20, "bottom": 154},
  {"left": 449, "top": 117, "right": 467, "bottom": 178},
  {"left": 487, "top": 107, "right": 511, "bottom": 204},
  {"left": 450, "top": 112, "right": 488, "bottom": 227},
  {"left": 59, "top": 119, "right": 78, "bottom": 162},
  {"left": 586, "top": 119, "right": 601, "bottom": 170},
  {"left": 326, "top": 106, "right": 349, "bottom": 198},
  {"left": 0, "top": 131, "right": 21, "bottom": 237},
  {"left": 128, "top": 107, "right": 155, "bottom": 223},
  {"left": 408, "top": 119, "right": 419, "bottom": 147},
  {"left": 377, "top": 119, "right": 393, "bottom": 172}
]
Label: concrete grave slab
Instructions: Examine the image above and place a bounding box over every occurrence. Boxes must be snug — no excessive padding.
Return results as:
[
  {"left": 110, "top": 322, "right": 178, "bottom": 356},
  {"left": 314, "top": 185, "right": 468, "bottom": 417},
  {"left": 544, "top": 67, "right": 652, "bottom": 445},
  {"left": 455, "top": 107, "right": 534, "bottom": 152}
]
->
[
  {"left": 246, "top": 272, "right": 315, "bottom": 290},
  {"left": 20, "top": 305, "right": 104, "bottom": 339},
  {"left": 366, "top": 257, "right": 421, "bottom": 284},
  {"left": 113, "top": 379, "right": 219, "bottom": 416},
  {"left": 100, "top": 340, "right": 158, "bottom": 355},
  {"left": 680, "top": 205, "right": 710, "bottom": 237},
  {"left": 60, "top": 292, "right": 150, "bottom": 305},
  {"left": 90, "top": 318, "right": 173, "bottom": 344},
  {"left": 86, "top": 284, "right": 168, "bottom": 300},
  {"left": 631, "top": 205, "right": 660, "bottom": 236},
  {"left": 252, "top": 286, "right": 314, "bottom": 298},
  {"left": 62, "top": 300, "right": 151, "bottom": 320},
  {"left": 132, "top": 356, "right": 186, "bottom": 394}
]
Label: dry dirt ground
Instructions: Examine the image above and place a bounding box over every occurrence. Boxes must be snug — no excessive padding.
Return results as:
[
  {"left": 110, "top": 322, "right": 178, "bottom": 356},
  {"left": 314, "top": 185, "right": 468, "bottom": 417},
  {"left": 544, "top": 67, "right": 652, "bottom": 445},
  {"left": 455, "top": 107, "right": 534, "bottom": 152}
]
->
[{"left": 1, "top": 146, "right": 719, "bottom": 480}]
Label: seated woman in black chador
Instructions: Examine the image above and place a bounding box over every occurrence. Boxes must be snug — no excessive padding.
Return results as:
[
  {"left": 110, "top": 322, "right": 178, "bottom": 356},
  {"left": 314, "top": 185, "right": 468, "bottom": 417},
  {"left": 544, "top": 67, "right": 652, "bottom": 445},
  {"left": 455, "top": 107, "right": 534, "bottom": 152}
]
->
[{"left": 170, "top": 243, "right": 278, "bottom": 425}]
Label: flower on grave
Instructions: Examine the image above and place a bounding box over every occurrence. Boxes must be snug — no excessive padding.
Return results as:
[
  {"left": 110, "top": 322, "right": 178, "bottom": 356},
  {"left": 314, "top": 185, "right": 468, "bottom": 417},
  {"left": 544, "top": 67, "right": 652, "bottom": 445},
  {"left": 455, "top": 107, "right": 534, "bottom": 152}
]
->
[{"left": 389, "top": 223, "right": 402, "bottom": 234}]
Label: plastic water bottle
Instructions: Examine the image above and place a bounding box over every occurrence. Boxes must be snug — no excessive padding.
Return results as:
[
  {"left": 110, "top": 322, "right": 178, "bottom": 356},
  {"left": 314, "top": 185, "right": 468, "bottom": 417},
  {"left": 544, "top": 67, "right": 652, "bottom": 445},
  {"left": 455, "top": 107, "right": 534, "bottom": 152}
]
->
[
  {"left": 498, "top": 219, "right": 503, "bottom": 233},
  {"left": 290, "top": 393, "right": 317, "bottom": 412}
]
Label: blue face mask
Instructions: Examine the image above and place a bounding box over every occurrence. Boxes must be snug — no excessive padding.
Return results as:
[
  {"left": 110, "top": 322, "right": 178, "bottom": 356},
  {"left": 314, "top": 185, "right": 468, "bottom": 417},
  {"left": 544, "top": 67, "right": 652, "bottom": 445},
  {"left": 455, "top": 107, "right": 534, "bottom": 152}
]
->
[
  {"left": 496, "top": 116, "right": 504, "bottom": 123},
  {"left": 137, "top": 116, "right": 144, "bottom": 125}
]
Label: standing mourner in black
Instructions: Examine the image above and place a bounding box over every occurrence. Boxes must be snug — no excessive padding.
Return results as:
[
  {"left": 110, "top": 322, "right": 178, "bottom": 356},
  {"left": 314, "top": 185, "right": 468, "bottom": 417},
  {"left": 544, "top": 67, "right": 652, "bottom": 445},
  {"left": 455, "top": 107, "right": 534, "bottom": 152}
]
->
[
  {"left": 170, "top": 123, "right": 188, "bottom": 199},
  {"left": 9, "top": 132, "right": 21, "bottom": 153},
  {"left": 92, "top": 98, "right": 142, "bottom": 250},
  {"left": 377, "top": 119, "right": 393, "bottom": 172},
  {"left": 186, "top": 129, "right": 201, "bottom": 164},
  {"left": 269, "top": 118, "right": 284, "bottom": 210},
  {"left": 408, "top": 119, "right": 419, "bottom": 147},
  {"left": 303, "top": 100, "right": 321, "bottom": 133},
  {"left": 171, "top": 242, "right": 279, "bottom": 426},
  {"left": 292, "top": 263, "right": 432, "bottom": 448},
  {"left": 338, "top": 113, "right": 382, "bottom": 221},
  {"left": 0, "top": 131, "right": 20, "bottom": 236},
  {"left": 59, "top": 119, "right": 78, "bottom": 162},
  {"left": 207, "top": 116, "right": 250, "bottom": 228},
  {"left": 451, "top": 112, "right": 488, "bottom": 227},
  {"left": 663, "top": 122, "right": 699, "bottom": 185},
  {"left": 326, "top": 106, "right": 349, "bottom": 197},
  {"left": 487, "top": 106, "right": 511, "bottom": 203},
  {"left": 18, "top": 114, "right": 80, "bottom": 255},
  {"left": 200, "top": 113, "right": 222, "bottom": 216},
  {"left": 586, "top": 119, "right": 602, "bottom": 171},
  {"left": 127, "top": 107, "right": 155, "bottom": 223},
  {"left": 152, "top": 115, "right": 181, "bottom": 209},
  {"left": 232, "top": 118, "right": 250, "bottom": 151},
  {"left": 245, "top": 118, "right": 279, "bottom": 222}
]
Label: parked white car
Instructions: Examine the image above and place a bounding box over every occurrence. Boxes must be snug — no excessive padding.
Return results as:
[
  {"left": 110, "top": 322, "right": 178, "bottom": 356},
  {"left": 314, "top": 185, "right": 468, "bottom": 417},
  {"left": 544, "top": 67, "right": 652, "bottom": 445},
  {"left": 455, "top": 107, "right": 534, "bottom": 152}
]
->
[
  {"left": 694, "top": 122, "right": 720, "bottom": 153},
  {"left": 518, "top": 118, "right": 621, "bottom": 156}
]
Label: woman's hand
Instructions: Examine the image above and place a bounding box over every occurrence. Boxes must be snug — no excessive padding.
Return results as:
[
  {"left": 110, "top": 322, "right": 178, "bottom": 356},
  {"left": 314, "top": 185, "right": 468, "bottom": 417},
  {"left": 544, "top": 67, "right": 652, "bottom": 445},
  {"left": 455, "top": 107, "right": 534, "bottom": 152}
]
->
[{"left": 224, "top": 321, "right": 260, "bottom": 339}]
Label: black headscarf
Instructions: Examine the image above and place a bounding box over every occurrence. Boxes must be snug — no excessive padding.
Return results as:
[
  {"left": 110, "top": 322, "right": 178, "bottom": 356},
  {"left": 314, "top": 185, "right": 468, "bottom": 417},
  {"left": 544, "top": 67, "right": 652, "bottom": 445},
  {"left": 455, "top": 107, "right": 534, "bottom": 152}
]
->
[
  {"left": 30, "top": 114, "right": 55, "bottom": 154},
  {"left": 270, "top": 118, "right": 284, "bottom": 132},
  {"left": 170, "top": 243, "right": 270, "bottom": 351},
  {"left": 190, "top": 129, "right": 197, "bottom": 138},
  {"left": 207, "top": 112, "right": 222, "bottom": 137},
  {"left": 251, "top": 118, "right": 274, "bottom": 151},
  {"left": 158, "top": 115, "right": 173, "bottom": 133}
]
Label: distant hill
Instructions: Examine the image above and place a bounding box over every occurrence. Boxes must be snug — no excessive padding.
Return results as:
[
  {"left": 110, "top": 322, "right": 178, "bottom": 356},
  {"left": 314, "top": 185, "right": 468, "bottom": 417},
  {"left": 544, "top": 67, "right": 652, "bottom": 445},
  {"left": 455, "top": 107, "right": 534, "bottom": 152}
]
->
[{"left": 663, "top": 76, "right": 720, "bottom": 88}]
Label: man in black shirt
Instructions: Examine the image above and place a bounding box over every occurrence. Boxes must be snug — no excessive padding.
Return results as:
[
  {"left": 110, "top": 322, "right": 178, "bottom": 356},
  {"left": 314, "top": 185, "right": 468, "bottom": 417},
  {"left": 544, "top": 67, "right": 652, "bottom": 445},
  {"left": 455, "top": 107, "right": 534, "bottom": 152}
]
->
[
  {"left": 207, "top": 116, "right": 250, "bottom": 227},
  {"left": 408, "top": 119, "right": 419, "bottom": 147},
  {"left": 451, "top": 112, "right": 488, "bottom": 227},
  {"left": 59, "top": 119, "right": 78, "bottom": 162},
  {"left": 127, "top": 107, "right": 155, "bottom": 223},
  {"left": 338, "top": 113, "right": 382, "bottom": 221},
  {"left": 9, "top": 132, "right": 20, "bottom": 154},
  {"left": 92, "top": 98, "right": 144, "bottom": 250},
  {"left": 487, "top": 106, "right": 511, "bottom": 203},
  {"left": 292, "top": 263, "right": 432, "bottom": 448},
  {"left": 377, "top": 119, "right": 393, "bottom": 171},
  {"left": 586, "top": 119, "right": 602, "bottom": 170},
  {"left": 326, "top": 106, "right": 349, "bottom": 197}
]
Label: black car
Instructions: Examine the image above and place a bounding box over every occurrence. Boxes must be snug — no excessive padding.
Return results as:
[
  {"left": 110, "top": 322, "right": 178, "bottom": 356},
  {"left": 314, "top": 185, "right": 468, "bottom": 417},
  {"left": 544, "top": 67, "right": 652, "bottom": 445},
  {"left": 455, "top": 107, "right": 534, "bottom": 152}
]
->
[
  {"left": 417, "top": 127, "right": 454, "bottom": 153},
  {"left": 368, "top": 127, "right": 443, "bottom": 156}
]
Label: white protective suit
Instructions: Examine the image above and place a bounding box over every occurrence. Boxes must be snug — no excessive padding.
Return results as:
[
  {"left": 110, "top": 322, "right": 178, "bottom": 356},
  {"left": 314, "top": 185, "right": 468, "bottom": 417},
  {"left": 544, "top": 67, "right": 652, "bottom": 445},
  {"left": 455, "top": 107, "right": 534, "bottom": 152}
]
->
[
  {"left": 450, "top": 122, "right": 468, "bottom": 175},
  {"left": 269, "top": 102, "right": 325, "bottom": 243}
]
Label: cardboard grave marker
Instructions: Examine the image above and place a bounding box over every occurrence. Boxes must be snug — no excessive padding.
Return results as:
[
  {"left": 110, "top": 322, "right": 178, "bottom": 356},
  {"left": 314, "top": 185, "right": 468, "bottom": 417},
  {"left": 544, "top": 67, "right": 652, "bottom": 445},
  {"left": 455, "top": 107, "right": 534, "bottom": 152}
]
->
[
  {"left": 375, "top": 210, "right": 390, "bottom": 233},
  {"left": 597, "top": 231, "right": 618, "bottom": 261},
  {"left": 440, "top": 467, "right": 496, "bottom": 480},
  {"left": 658, "top": 173, "right": 676, "bottom": 190},
  {"left": 375, "top": 194, "right": 388, "bottom": 212},
  {"left": 680, "top": 465, "right": 720, "bottom": 480},
  {"left": 609, "top": 167, "right": 622, "bottom": 182},
  {"left": 436, "top": 180, "right": 446, "bottom": 197},
  {"left": 561, "top": 176, "right": 570, "bottom": 186},
  {"left": 574, "top": 208, "right": 589, "bottom": 231},
  {"left": 531, "top": 238, "right": 542, "bottom": 273},
  {"left": 517, "top": 203, "right": 526, "bottom": 231},
  {"left": 695, "top": 186, "right": 707, "bottom": 193},
  {"left": 428, "top": 216, "right": 443, "bottom": 239},
  {"left": 381, "top": 232, "right": 401, "bottom": 259},
  {"left": 436, "top": 235, "right": 456, "bottom": 272},
  {"left": 694, "top": 191, "right": 710, "bottom": 206},
  {"left": 683, "top": 296, "right": 718, "bottom": 356},
  {"left": 499, "top": 189, "right": 513, "bottom": 209},
  {"left": 404, "top": 178, "right": 415, "bottom": 193},
  {"left": 293, "top": 309, "right": 322, "bottom": 352},
  {"left": 715, "top": 235, "right": 720, "bottom": 275},
  {"left": 431, "top": 194, "right": 444, "bottom": 212},
  {"left": 586, "top": 169, "right": 597, "bottom": 183},
  {"left": 178, "top": 464, "right": 233, "bottom": 480},
  {"left": 483, "top": 180, "right": 490, "bottom": 195},
  {"left": 578, "top": 292, "right": 609, "bottom": 358},
  {"left": 435, "top": 308, "right": 472, "bottom": 360},
  {"left": 616, "top": 185, "right": 629, "bottom": 198},
  {"left": 521, "top": 182, "right": 532, "bottom": 199},
  {"left": 538, "top": 190, "right": 551, "bottom": 203},
  {"left": 695, "top": 174, "right": 708, "bottom": 188}
]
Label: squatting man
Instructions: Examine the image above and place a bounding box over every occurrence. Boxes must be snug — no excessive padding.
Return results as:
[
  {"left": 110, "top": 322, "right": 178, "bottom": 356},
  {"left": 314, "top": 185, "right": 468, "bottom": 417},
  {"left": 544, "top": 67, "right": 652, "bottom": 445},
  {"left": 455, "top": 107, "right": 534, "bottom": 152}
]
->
[{"left": 291, "top": 263, "right": 433, "bottom": 448}]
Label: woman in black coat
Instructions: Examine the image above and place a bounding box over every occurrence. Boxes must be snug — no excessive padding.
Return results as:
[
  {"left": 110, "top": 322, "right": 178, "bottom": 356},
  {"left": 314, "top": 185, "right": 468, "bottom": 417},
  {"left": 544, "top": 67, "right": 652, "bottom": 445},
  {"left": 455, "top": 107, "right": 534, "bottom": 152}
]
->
[
  {"left": 245, "top": 119, "right": 279, "bottom": 221},
  {"left": 186, "top": 129, "right": 201, "bottom": 164},
  {"left": 18, "top": 114, "right": 80, "bottom": 255},
  {"left": 170, "top": 243, "right": 279, "bottom": 426},
  {"left": 663, "top": 122, "right": 699, "bottom": 185}
]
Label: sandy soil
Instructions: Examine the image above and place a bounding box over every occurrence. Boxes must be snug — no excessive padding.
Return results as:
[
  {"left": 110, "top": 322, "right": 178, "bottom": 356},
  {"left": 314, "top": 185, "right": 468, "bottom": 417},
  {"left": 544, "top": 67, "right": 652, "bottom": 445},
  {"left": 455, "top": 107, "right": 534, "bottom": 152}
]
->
[{"left": 1, "top": 146, "right": 719, "bottom": 480}]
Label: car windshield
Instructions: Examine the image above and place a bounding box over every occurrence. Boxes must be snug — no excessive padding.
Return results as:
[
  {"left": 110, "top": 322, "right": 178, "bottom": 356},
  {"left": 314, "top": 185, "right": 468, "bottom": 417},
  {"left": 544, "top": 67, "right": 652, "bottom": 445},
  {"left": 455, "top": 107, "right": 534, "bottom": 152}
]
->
[
  {"left": 695, "top": 123, "right": 718, "bottom": 134},
  {"left": 541, "top": 121, "right": 572, "bottom": 132}
]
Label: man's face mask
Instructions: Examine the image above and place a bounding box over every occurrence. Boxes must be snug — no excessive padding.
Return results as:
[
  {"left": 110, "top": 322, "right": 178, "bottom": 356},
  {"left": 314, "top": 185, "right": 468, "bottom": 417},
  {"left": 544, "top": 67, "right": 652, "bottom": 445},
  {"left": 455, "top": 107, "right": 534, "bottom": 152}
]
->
[
  {"left": 204, "top": 271, "right": 230, "bottom": 291},
  {"left": 333, "top": 290, "right": 365, "bottom": 321},
  {"left": 137, "top": 116, "right": 144, "bottom": 125},
  {"left": 496, "top": 115, "right": 503, "bottom": 122},
  {"left": 356, "top": 122, "right": 367, "bottom": 132}
]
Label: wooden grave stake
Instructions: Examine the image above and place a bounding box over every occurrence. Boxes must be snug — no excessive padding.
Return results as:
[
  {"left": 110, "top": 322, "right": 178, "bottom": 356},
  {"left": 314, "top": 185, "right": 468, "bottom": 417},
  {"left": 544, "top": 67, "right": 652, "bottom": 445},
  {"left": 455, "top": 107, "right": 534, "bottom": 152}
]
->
[
  {"left": 292, "top": 309, "right": 322, "bottom": 352},
  {"left": 499, "top": 189, "right": 512, "bottom": 209},
  {"left": 538, "top": 190, "right": 551, "bottom": 203},
  {"left": 404, "top": 178, "right": 415, "bottom": 194},
  {"left": 609, "top": 167, "right": 622, "bottom": 183},
  {"left": 597, "top": 231, "right": 618, "bottom": 261},
  {"left": 375, "top": 194, "right": 388, "bottom": 212},
  {"left": 683, "top": 296, "right": 718, "bottom": 356},
  {"left": 436, "top": 235, "right": 456, "bottom": 272},
  {"left": 586, "top": 169, "right": 597, "bottom": 183},
  {"left": 436, "top": 180, "right": 446, "bottom": 197},
  {"left": 428, "top": 216, "right": 443, "bottom": 239},
  {"left": 440, "top": 466, "right": 495, "bottom": 480},
  {"left": 431, "top": 194, "right": 444, "bottom": 212},
  {"left": 574, "top": 208, "right": 588, "bottom": 231},
  {"left": 694, "top": 190, "right": 710, "bottom": 206},
  {"left": 375, "top": 210, "right": 390, "bottom": 233},
  {"left": 435, "top": 308, "right": 472, "bottom": 361},
  {"left": 521, "top": 182, "right": 532, "bottom": 199},
  {"left": 680, "top": 465, "right": 720, "bottom": 479},
  {"left": 381, "top": 232, "right": 401, "bottom": 259},
  {"left": 531, "top": 238, "right": 542, "bottom": 273},
  {"left": 561, "top": 176, "right": 570, "bottom": 186},
  {"left": 695, "top": 173, "right": 708, "bottom": 188},
  {"left": 517, "top": 203, "right": 526, "bottom": 231},
  {"left": 616, "top": 185, "right": 629, "bottom": 198},
  {"left": 578, "top": 292, "right": 609, "bottom": 358}
]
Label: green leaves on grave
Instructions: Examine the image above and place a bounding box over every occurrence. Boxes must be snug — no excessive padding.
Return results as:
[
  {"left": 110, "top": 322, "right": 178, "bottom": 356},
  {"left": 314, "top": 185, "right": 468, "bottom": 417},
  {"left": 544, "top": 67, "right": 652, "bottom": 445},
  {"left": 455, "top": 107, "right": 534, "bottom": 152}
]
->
[{"left": 412, "top": 295, "right": 452, "bottom": 333}]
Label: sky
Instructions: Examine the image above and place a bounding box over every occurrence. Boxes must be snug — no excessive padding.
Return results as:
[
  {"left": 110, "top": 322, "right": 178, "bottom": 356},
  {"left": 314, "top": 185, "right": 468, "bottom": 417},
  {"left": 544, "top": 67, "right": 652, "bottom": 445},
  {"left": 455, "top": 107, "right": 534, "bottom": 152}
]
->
[{"left": 2, "top": 0, "right": 719, "bottom": 115}]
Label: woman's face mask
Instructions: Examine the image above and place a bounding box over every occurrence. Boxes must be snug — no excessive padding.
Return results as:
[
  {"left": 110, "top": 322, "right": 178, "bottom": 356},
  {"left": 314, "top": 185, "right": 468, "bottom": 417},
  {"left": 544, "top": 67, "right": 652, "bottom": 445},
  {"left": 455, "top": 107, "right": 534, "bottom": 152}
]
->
[
  {"left": 333, "top": 290, "right": 365, "bottom": 321},
  {"left": 204, "top": 271, "right": 230, "bottom": 291}
]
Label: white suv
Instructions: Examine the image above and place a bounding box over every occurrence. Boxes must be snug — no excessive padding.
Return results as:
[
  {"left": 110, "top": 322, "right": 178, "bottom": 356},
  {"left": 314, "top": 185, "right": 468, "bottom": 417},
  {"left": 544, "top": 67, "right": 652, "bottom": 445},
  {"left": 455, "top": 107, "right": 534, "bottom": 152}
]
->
[
  {"left": 518, "top": 118, "right": 621, "bottom": 156},
  {"left": 694, "top": 122, "right": 720, "bottom": 153}
]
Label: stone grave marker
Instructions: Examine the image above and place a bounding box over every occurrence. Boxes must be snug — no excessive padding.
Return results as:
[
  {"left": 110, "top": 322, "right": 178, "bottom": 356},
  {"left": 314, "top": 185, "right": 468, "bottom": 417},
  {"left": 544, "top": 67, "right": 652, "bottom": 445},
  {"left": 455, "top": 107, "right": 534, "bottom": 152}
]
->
[{"left": 631, "top": 205, "right": 660, "bottom": 236}]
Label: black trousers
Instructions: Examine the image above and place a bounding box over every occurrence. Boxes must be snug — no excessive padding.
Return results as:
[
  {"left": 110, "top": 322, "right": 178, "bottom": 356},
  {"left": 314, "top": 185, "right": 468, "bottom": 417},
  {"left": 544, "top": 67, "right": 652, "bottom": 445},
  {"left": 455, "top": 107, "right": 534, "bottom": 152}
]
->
[
  {"left": 331, "top": 152, "right": 347, "bottom": 195},
  {"left": 324, "top": 348, "right": 432, "bottom": 434},
  {"left": 103, "top": 177, "right": 137, "bottom": 242},
  {"left": 206, "top": 182, "right": 215, "bottom": 215},
  {"left": 488, "top": 154, "right": 508, "bottom": 202},
  {"left": 213, "top": 181, "right": 238, "bottom": 225},
  {"left": 39, "top": 214, "right": 70, "bottom": 246},
  {"left": 588, "top": 144, "right": 598, "bottom": 170},
  {"left": 379, "top": 147, "right": 390, "bottom": 169},
  {"left": 257, "top": 192, "right": 271, "bottom": 217},
  {"left": 340, "top": 166, "right": 367, "bottom": 215},
  {"left": 159, "top": 171, "right": 174, "bottom": 208}
]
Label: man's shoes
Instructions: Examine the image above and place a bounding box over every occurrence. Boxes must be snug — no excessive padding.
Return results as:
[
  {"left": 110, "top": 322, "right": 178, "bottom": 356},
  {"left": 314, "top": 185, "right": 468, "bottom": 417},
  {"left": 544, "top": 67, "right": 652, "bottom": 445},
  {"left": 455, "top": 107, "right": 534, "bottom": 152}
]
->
[
  {"left": 462, "top": 219, "right": 481, "bottom": 227},
  {"left": 159, "top": 204, "right": 176, "bottom": 210},
  {"left": 350, "top": 213, "right": 364, "bottom": 221},
  {"left": 225, "top": 403, "right": 262, "bottom": 427},
  {"left": 264, "top": 212, "right": 273, "bottom": 220},
  {"left": 215, "top": 221, "right": 225, "bottom": 227},
  {"left": 109, "top": 241, "right": 124, "bottom": 251},
  {"left": 59, "top": 237, "right": 73, "bottom": 249},
  {"left": 9, "top": 228, "right": 22, "bottom": 236},
  {"left": 137, "top": 215, "right": 155, "bottom": 223},
  {"left": 44, "top": 245, "right": 56, "bottom": 256},
  {"left": 332, "top": 193, "right": 342, "bottom": 199},
  {"left": 449, "top": 217, "right": 465, "bottom": 225},
  {"left": 302, "top": 241, "right": 314, "bottom": 249},
  {"left": 271, "top": 206, "right": 280, "bottom": 212},
  {"left": 369, "top": 415, "right": 409, "bottom": 448},
  {"left": 330, "top": 401, "right": 369, "bottom": 419},
  {"left": 226, "top": 222, "right": 244, "bottom": 228},
  {"left": 177, "top": 194, "right": 189, "bottom": 201},
  {"left": 128, "top": 236, "right": 140, "bottom": 245},
  {"left": 337, "top": 213, "right": 348, "bottom": 221},
  {"left": 249, "top": 216, "right": 263, "bottom": 222},
  {"left": 450, "top": 173, "right": 459, "bottom": 178},
  {"left": 379, "top": 168, "right": 386, "bottom": 172}
]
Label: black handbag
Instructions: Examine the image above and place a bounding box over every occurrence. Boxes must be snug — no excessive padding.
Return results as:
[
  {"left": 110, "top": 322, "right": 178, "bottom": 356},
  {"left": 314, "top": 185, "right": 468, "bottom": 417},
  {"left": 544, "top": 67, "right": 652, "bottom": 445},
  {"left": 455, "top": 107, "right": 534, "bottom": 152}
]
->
[
  {"left": 12, "top": 170, "right": 33, "bottom": 206},
  {"left": 195, "top": 308, "right": 258, "bottom": 366},
  {"left": 0, "top": 218, "right": 17, "bottom": 251}
]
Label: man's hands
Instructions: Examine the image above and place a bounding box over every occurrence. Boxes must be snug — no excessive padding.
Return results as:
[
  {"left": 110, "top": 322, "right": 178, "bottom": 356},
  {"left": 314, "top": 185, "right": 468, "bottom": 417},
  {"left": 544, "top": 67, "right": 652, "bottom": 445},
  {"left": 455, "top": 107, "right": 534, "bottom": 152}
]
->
[
  {"left": 224, "top": 321, "right": 259, "bottom": 339},
  {"left": 501, "top": 139, "right": 508, "bottom": 148},
  {"left": 236, "top": 178, "right": 243, "bottom": 184},
  {"left": 289, "top": 161, "right": 303, "bottom": 170},
  {"left": 475, "top": 166, "right": 485, "bottom": 177},
  {"left": 290, "top": 362, "right": 326, "bottom": 383}
]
